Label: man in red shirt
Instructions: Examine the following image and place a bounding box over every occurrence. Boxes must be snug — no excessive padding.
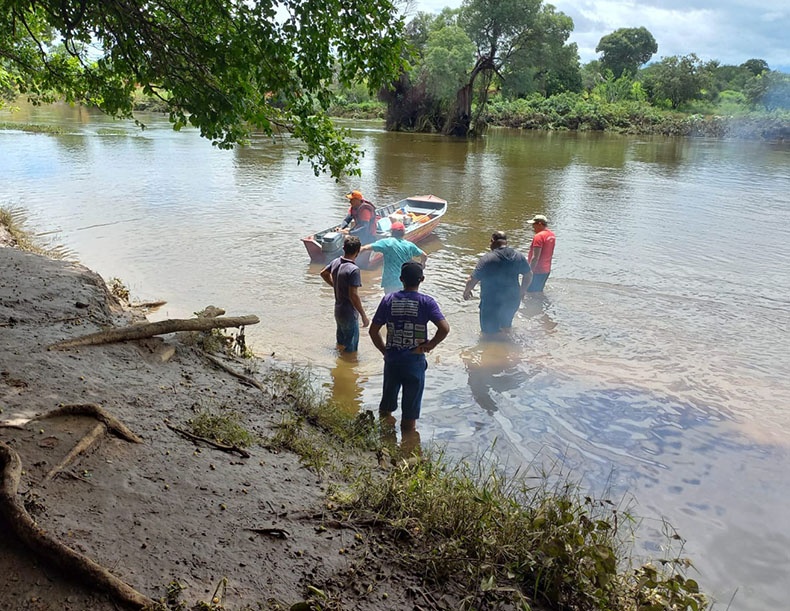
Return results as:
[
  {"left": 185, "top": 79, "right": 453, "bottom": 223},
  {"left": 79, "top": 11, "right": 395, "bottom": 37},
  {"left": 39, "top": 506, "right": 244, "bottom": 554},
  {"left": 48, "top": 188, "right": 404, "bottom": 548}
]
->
[
  {"left": 526, "top": 214, "right": 556, "bottom": 294},
  {"left": 339, "top": 190, "right": 377, "bottom": 244}
]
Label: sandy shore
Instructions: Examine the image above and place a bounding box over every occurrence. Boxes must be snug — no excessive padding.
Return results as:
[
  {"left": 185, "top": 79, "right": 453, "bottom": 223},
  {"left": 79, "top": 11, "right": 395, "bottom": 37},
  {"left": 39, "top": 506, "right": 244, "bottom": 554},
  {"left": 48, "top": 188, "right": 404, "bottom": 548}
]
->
[{"left": 0, "top": 245, "right": 421, "bottom": 610}]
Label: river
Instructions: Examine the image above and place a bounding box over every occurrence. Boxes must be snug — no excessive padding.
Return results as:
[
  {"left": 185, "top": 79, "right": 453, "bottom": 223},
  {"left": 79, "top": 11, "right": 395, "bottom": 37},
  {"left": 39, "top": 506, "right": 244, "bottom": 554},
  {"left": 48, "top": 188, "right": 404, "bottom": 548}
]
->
[{"left": 2, "top": 102, "right": 789, "bottom": 610}]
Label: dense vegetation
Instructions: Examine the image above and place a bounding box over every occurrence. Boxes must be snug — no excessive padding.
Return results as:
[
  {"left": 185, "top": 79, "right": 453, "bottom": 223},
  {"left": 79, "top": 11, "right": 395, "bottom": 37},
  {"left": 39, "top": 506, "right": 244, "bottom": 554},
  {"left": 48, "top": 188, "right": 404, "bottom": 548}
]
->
[
  {"left": 337, "top": 2, "right": 789, "bottom": 139},
  {"left": 0, "top": 0, "right": 407, "bottom": 177},
  {"left": 2, "top": 0, "right": 788, "bottom": 173}
]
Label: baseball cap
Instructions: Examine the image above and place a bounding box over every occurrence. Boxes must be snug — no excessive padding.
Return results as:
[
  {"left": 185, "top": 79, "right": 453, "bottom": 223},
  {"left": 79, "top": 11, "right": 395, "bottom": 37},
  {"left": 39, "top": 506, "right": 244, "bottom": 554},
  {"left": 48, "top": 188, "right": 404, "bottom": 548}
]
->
[
  {"left": 400, "top": 261, "right": 424, "bottom": 285},
  {"left": 346, "top": 190, "right": 364, "bottom": 200},
  {"left": 390, "top": 221, "right": 406, "bottom": 232},
  {"left": 527, "top": 214, "right": 548, "bottom": 224}
]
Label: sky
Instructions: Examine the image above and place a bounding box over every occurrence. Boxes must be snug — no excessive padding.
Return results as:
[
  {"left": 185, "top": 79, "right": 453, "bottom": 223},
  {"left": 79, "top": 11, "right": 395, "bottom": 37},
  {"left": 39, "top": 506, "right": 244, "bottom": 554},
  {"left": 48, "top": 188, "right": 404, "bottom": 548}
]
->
[{"left": 410, "top": 0, "right": 790, "bottom": 72}]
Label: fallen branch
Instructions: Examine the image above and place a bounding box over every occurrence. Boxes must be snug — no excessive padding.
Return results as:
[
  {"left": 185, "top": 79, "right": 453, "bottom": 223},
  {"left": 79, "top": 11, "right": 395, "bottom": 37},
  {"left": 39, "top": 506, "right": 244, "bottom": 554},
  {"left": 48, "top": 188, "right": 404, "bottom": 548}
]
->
[
  {"left": 0, "top": 441, "right": 154, "bottom": 609},
  {"left": 128, "top": 300, "right": 166, "bottom": 310},
  {"left": 203, "top": 354, "right": 266, "bottom": 393},
  {"left": 245, "top": 527, "right": 291, "bottom": 539},
  {"left": 31, "top": 403, "right": 142, "bottom": 444},
  {"left": 164, "top": 420, "right": 251, "bottom": 458},
  {"left": 48, "top": 315, "right": 260, "bottom": 350}
]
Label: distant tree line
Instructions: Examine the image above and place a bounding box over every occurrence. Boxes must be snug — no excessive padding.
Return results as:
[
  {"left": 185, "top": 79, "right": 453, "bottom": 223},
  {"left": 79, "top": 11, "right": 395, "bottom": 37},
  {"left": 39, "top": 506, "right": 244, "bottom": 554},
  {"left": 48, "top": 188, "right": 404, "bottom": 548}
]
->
[
  {"left": 2, "top": 0, "right": 788, "bottom": 178},
  {"left": 345, "top": 0, "right": 789, "bottom": 137}
]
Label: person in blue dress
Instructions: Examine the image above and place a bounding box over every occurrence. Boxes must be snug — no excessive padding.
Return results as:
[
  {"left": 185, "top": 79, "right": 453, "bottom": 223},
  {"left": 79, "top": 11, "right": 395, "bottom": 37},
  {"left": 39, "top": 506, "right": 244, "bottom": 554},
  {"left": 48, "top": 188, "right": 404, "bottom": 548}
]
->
[{"left": 463, "top": 230, "right": 532, "bottom": 336}]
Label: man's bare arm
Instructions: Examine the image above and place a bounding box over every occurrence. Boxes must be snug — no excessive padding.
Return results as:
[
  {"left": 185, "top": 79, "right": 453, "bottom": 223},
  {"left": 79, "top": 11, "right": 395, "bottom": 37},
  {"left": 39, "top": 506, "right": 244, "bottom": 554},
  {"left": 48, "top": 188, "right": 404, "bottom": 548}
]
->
[
  {"left": 348, "top": 286, "right": 369, "bottom": 327},
  {"left": 414, "top": 319, "right": 450, "bottom": 354},
  {"left": 463, "top": 275, "right": 479, "bottom": 300},
  {"left": 529, "top": 246, "right": 542, "bottom": 270},
  {"left": 369, "top": 322, "right": 386, "bottom": 355}
]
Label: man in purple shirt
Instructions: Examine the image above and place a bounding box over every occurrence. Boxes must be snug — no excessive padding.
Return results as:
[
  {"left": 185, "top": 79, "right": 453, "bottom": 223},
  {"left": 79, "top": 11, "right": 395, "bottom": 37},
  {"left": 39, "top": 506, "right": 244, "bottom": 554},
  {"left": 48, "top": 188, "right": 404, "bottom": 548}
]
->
[{"left": 369, "top": 262, "right": 450, "bottom": 434}]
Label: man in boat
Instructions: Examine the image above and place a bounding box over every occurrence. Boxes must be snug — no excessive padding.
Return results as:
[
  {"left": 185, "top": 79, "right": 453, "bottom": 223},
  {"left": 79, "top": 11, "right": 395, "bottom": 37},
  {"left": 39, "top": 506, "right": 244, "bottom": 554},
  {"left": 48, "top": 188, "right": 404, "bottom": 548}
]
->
[
  {"left": 337, "top": 190, "right": 377, "bottom": 245},
  {"left": 320, "top": 235, "right": 370, "bottom": 353},
  {"left": 525, "top": 214, "right": 556, "bottom": 295},
  {"left": 369, "top": 262, "right": 450, "bottom": 437},
  {"left": 463, "top": 231, "right": 532, "bottom": 336},
  {"left": 359, "top": 221, "right": 428, "bottom": 295}
]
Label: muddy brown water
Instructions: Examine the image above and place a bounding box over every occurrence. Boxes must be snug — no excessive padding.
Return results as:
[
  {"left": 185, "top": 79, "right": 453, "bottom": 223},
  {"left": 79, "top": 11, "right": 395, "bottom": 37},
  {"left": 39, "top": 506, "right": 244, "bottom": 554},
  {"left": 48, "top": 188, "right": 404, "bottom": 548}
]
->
[{"left": 2, "top": 102, "right": 789, "bottom": 610}]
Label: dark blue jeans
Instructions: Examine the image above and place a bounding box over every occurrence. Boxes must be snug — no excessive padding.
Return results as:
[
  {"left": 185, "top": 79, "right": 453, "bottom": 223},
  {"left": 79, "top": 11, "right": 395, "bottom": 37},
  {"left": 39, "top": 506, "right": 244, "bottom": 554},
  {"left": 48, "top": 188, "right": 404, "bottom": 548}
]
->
[
  {"left": 527, "top": 272, "right": 550, "bottom": 292},
  {"left": 380, "top": 354, "right": 428, "bottom": 420},
  {"left": 335, "top": 314, "right": 359, "bottom": 352}
]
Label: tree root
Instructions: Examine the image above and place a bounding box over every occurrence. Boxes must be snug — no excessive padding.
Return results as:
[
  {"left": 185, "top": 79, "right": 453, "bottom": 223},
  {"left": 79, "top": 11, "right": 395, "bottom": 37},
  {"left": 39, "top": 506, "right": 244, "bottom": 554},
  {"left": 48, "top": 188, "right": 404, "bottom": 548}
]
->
[
  {"left": 30, "top": 403, "right": 143, "bottom": 444},
  {"left": 42, "top": 422, "right": 105, "bottom": 483},
  {"left": 0, "top": 441, "right": 154, "bottom": 609},
  {"left": 48, "top": 315, "right": 260, "bottom": 350}
]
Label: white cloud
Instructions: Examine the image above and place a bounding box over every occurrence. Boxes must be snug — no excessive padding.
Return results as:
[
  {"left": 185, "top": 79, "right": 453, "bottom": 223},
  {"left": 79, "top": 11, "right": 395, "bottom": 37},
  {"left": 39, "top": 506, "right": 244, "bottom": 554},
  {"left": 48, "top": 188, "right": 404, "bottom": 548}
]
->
[{"left": 412, "top": 0, "right": 790, "bottom": 71}]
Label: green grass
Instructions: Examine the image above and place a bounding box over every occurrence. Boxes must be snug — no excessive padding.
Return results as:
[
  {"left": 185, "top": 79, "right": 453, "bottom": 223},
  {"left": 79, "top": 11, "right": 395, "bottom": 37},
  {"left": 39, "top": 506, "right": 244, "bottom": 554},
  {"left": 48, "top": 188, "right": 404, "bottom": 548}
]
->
[
  {"left": 263, "top": 367, "right": 380, "bottom": 450},
  {"left": 189, "top": 409, "right": 258, "bottom": 448},
  {"left": 0, "top": 121, "right": 64, "bottom": 134},
  {"left": 344, "top": 451, "right": 707, "bottom": 611}
]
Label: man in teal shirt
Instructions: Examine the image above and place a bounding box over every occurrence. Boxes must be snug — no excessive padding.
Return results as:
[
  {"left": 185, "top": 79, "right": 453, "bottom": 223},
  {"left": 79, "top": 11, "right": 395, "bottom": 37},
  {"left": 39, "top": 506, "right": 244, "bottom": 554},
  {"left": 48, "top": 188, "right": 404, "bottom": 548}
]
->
[{"left": 361, "top": 222, "right": 428, "bottom": 294}]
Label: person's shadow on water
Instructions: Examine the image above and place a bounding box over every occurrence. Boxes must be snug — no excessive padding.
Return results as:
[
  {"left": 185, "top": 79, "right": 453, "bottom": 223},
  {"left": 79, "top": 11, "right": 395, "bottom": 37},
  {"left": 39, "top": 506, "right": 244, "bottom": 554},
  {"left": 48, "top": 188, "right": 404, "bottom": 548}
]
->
[
  {"left": 520, "top": 293, "right": 558, "bottom": 332},
  {"left": 461, "top": 339, "right": 530, "bottom": 415}
]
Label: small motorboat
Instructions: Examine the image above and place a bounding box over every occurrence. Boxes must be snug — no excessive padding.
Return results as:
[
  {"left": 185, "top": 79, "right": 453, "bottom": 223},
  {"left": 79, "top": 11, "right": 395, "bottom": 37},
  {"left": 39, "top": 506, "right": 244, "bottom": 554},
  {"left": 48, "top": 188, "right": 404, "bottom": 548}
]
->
[{"left": 301, "top": 194, "right": 448, "bottom": 268}]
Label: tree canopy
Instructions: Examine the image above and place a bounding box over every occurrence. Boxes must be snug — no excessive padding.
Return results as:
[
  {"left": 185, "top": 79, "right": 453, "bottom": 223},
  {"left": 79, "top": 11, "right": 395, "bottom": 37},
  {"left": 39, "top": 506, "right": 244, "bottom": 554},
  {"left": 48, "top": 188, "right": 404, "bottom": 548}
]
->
[
  {"left": 0, "top": 0, "right": 408, "bottom": 177},
  {"left": 642, "top": 54, "right": 709, "bottom": 109},
  {"left": 595, "top": 27, "right": 657, "bottom": 78},
  {"left": 399, "top": 0, "right": 578, "bottom": 136}
]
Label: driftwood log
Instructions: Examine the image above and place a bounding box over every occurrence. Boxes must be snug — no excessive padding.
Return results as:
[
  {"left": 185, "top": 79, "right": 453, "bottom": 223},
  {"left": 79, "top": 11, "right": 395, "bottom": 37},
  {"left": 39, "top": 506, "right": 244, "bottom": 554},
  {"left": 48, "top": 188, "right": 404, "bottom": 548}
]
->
[
  {"left": 42, "top": 422, "right": 105, "bottom": 483},
  {"left": 128, "top": 300, "right": 167, "bottom": 311},
  {"left": 48, "top": 315, "right": 259, "bottom": 350},
  {"left": 0, "top": 441, "right": 154, "bottom": 609}
]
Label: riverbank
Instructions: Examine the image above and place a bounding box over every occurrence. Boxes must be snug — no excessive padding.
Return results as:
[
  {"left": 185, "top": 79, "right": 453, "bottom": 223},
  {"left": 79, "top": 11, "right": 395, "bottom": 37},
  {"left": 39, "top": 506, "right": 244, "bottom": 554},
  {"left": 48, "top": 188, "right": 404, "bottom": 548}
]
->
[
  {"left": 324, "top": 98, "right": 790, "bottom": 141},
  {"left": 482, "top": 97, "right": 790, "bottom": 140},
  {"left": 0, "top": 222, "right": 444, "bottom": 610},
  {"left": 0, "top": 213, "right": 709, "bottom": 610}
]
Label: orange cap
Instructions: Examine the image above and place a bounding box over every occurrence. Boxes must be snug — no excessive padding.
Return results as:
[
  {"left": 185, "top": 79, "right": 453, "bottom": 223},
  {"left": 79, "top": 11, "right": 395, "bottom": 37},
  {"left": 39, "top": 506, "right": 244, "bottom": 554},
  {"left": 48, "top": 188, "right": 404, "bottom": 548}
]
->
[{"left": 346, "top": 190, "right": 364, "bottom": 200}]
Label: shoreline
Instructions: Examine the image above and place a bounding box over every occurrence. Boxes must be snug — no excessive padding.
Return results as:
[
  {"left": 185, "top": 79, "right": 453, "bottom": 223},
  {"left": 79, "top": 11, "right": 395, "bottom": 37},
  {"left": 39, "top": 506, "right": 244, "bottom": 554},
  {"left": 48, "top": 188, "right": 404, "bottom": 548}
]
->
[
  {"left": 0, "top": 215, "right": 710, "bottom": 610},
  {"left": 0, "top": 239, "right": 419, "bottom": 610}
]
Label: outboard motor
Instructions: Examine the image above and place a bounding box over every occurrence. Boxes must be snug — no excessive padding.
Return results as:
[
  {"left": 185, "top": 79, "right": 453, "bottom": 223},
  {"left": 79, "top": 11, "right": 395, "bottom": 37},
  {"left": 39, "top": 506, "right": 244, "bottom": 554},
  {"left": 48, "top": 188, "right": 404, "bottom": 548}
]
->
[{"left": 321, "top": 232, "right": 344, "bottom": 261}]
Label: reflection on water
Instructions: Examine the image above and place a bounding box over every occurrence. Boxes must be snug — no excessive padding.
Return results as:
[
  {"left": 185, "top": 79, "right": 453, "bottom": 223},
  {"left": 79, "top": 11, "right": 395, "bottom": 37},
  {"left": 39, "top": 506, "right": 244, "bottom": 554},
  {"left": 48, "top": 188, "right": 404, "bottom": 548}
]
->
[
  {"left": 461, "top": 339, "right": 532, "bottom": 415},
  {"left": 2, "top": 104, "right": 790, "bottom": 611},
  {"left": 327, "top": 353, "right": 364, "bottom": 416},
  {"left": 379, "top": 412, "right": 422, "bottom": 460}
]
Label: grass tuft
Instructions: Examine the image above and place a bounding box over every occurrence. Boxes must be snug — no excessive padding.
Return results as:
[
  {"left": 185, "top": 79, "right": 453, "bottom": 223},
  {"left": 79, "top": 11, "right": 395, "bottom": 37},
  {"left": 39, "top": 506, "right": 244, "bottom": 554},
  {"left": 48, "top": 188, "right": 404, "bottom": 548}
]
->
[
  {"left": 189, "top": 409, "right": 257, "bottom": 449},
  {"left": 346, "top": 451, "right": 708, "bottom": 611},
  {"left": 263, "top": 367, "right": 379, "bottom": 450},
  {"left": 0, "top": 121, "right": 65, "bottom": 134},
  {"left": 262, "top": 367, "right": 382, "bottom": 473}
]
